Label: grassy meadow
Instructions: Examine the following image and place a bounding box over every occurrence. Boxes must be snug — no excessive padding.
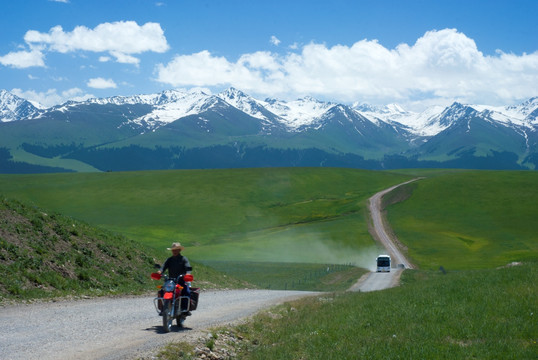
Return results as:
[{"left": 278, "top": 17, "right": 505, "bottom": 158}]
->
[
  {"left": 1, "top": 167, "right": 537, "bottom": 358},
  {"left": 386, "top": 170, "right": 538, "bottom": 269},
  {"left": 1, "top": 167, "right": 536, "bottom": 275},
  {"left": 0, "top": 168, "right": 411, "bottom": 267},
  {"left": 203, "top": 261, "right": 367, "bottom": 291},
  {"left": 213, "top": 262, "right": 536, "bottom": 360}
]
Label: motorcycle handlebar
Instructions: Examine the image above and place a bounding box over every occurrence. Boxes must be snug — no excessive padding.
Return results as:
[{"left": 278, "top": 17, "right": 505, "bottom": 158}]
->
[{"left": 150, "top": 273, "right": 193, "bottom": 282}]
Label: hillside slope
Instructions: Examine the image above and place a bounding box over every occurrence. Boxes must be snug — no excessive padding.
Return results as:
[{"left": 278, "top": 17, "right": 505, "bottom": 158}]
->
[
  {"left": 385, "top": 170, "right": 538, "bottom": 269},
  {"left": 0, "top": 196, "right": 161, "bottom": 301}
]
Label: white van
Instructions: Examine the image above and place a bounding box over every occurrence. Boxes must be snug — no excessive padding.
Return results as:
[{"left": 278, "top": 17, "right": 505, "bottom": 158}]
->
[{"left": 376, "top": 255, "right": 391, "bottom": 272}]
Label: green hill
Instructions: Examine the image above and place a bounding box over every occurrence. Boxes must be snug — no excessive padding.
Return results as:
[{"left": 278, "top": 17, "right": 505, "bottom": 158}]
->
[
  {"left": 0, "top": 196, "right": 158, "bottom": 300},
  {"left": 1, "top": 168, "right": 535, "bottom": 271},
  {"left": 0, "top": 168, "right": 412, "bottom": 266},
  {"left": 386, "top": 170, "right": 538, "bottom": 269},
  {"left": 0, "top": 196, "right": 258, "bottom": 301}
]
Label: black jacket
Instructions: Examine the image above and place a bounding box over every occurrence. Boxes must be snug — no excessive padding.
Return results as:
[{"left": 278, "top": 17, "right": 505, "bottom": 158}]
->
[{"left": 161, "top": 254, "right": 191, "bottom": 279}]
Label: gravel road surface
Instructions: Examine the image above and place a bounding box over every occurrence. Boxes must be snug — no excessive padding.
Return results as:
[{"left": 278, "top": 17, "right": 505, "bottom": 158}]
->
[
  {"left": 348, "top": 270, "right": 403, "bottom": 293},
  {"left": 0, "top": 290, "right": 316, "bottom": 360}
]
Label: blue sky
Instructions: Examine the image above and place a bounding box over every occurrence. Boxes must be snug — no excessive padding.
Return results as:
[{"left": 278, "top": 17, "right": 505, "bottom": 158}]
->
[{"left": 1, "top": 0, "right": 537, "bottom": 110}]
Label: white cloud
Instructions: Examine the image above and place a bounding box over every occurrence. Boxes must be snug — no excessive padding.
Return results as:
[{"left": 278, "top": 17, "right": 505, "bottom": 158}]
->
[
  {"left": 155, "top": 29, "right": 538, "bottom": 107},
  {"left": 109, "top": 51, "right": 140, "bottom": 65},
  {"left": 156, "top": 51, "right": 247, "bottom": 87},
  {"left": 87, "top": 77, "right": 117, "bottom": 89},
  {"left": 22, "top": 21, "right": 169, "bottom": 65},
  {"left": 11, "top": 87, "right": 93, "bottom": 108},
  {"left": 0, "top": 49, "right": 45, "bottom": 68},
  {"left": 270, "top": 36, "right": 281, "bottom": 46}
]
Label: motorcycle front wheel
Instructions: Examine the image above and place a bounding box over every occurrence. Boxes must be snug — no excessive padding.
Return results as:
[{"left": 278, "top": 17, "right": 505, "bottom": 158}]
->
[{"left": 162, "top": 299, "right": 173, "bottom": 333}]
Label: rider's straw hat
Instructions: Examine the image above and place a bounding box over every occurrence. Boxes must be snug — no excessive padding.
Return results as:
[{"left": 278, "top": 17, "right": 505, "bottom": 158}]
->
[{"left": 167, "top": 242, "right": 184, "bottom": 251}]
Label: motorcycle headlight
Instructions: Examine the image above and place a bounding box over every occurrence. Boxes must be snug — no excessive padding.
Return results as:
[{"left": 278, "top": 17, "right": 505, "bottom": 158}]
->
[{"left": 163, "top": 280, "right": 175, "bottom": 292}]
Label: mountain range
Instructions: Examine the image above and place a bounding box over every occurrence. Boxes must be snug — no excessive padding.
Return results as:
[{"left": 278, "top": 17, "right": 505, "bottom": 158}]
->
[{"left": 1, "top": 88, "right": 537, "bottom": 173}]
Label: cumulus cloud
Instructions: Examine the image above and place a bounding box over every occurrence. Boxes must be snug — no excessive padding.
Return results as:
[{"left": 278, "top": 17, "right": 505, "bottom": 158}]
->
[
  {"left": 0, "top": 49, "right": 45, "bottom": 68},
  {"left": 16, "top": 21, "right": 168, "bottom": 67},
  {"left": 11, "top": 87, "right": 93, "bottom": 108},
  {"left": 25, "top": 21, "right": 168, "bottom": 53},
  {"left": 87, "top": 77, "right": 117, "bottom": 89},
  {"left": 109, "top": 51, "right": 140, "bottom": 65},
  {"left": 155, "top": 50, "right": 284, "bottom": 93},
  {"left": 270, "top": 35, "right": 281, "bottom": 46},
  {"left": 155, "top": 28, "right": 538, "bottom": 107}
]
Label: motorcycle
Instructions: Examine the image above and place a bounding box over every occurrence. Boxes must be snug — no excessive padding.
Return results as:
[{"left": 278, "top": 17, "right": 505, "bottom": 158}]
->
[{"left": 150, "top": 272, "right": 200, "bottom": 332}]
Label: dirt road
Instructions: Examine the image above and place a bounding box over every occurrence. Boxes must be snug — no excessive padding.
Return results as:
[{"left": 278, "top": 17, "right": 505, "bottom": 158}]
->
[
  {"left": 347, "top": 178, "right": 419, "bottom": 293},
  {"left": 0, "top": 290, "right": 316, "bottom": 360},
  {"left": 368, "top": 179, "right": 419, "bottom": 269},
  {"left": 348, "top": 269, "right": 403, "bottom": 292}
]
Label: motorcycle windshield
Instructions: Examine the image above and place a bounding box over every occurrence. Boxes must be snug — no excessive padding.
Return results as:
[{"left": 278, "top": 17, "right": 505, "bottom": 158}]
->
[{"left": 163, "top": 280, "right": 175, "bottom": 292}]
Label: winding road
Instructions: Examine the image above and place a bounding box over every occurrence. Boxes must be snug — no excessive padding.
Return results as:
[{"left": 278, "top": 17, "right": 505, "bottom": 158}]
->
[
  {"left": 347, "top": 178, "right": 420, "bottom": 294},
  {"left": 368, "top": 178, "right": 419, "bottom": 270},
  {"left": 0, "top": 180, "right": 416, "bottom": 359}
]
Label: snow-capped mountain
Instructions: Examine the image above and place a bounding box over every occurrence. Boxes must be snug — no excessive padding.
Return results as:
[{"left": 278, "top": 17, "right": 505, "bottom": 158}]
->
[
  {"left": 0, "top": 90, "right": 41, "bottom": 122},
  {"left": 262, "top": 96, "right": 336, "bottom": 130},
  {"left": 353, "top": 102, "right": 410, "bottom": 123},
  {"left": 217, "top": 88, "right": 275, "bottom": 122},
  {"left": 504, "top": 96, "right": 538, "bottom": 120},
  {"left": 216, "top": 87, "right": 338, "bottom": 130},
  {"left": 129, "top": 89, "right": 218, "bottom": 128},
  {"left": 1, "top": 87, "right": 537, "bottom": 173},
  {"left": 3, "top": 87, "right": 536, "bottom": 136}
]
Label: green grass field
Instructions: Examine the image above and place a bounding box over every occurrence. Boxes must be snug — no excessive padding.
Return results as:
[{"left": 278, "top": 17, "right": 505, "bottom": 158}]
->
[
  {"left": 1, "top": 168, "right": 536, "bottom": 271},
  {"left": 202, "top": 261, "right": 367, "bottom": 291},
  {"left": 2, "top": 167, "right": 537, "bottom": 359},
  {"left": 222, "top": 261, "right": 537, "bottom": 360},
  {"left": 10, "top": 148, "right": 100, "bottom": 172},
  {"left": 386, "top": 170, "right": 538, "bottom": 269},
  {"left": 0, "top": 168, "right": 410, "bottom": 266}
]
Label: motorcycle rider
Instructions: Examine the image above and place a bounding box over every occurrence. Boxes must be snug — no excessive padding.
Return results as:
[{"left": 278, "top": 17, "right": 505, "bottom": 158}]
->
[{"left": 157, "top": 242, "right": 192, "bottom": 315}]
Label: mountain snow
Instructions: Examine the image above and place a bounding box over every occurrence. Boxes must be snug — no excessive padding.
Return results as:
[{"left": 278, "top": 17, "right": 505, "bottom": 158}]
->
[
  {"left": 216, "top": 87, "right": 270, "bottom": 121},
  {"left": 216, "top": 87, "right": 337, "bottom": 130},
  {"left": 473, "top": 97, "right": 538, "bottom": 127},
  {"left": 131, "top": 89, "right": 215, "bottom": 127},
  {"left": 0, "top": 90, "right": 40, "bottom": 122},
  {"left": 1, "top": 88, "right": 537, "bottom": 137},
  {"left": 261, "top": 96, "right": 336, "bottom": 129}
]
